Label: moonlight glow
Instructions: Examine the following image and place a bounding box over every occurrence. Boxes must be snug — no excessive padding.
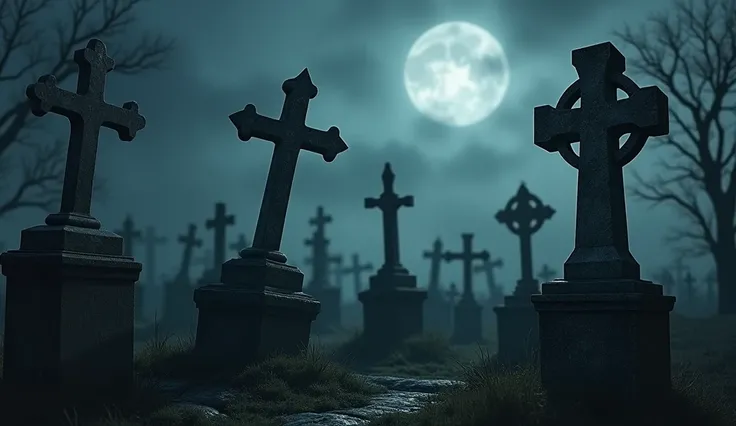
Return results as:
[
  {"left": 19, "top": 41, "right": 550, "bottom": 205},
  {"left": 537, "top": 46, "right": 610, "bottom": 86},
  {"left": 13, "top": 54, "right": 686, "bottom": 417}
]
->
[{"left": 404, "top": 22, "right": 510, "bottom": 127}]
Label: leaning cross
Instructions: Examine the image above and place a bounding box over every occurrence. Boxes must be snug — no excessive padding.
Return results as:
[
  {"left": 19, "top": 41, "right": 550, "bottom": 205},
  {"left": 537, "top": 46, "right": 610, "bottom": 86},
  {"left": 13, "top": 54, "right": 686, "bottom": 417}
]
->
[
  {"left": 496, "top": 182, "right": 554, "bottom": 296},
  {"left": 206, "top": 202, "right": 235, "bottom": 269},
  {"left": 365, "top": 163, "right": 414, "bottom": 273},
  {"left": 26, "top": 39, "right": 145, "bottom": 224},
  {"left": 177, "top": 223, "right": 202, "bottom": 280},
  {"left": 229, "top": 233, "right": 249, "bottom": 253},
  {"left": 537, "top": 264, "right": 557, "bottom": 282},
  {"left": 473, "top": 255, "right": 504, "bottom": 296},
  {"left": 143, "top": 226, "right": 168, "bottom": 285},
  {"left": 229, "top": 69, "right": 348, "bottom": 257},
  {"left": 342, "top": 253, "right": 373, "bottom": 294},
  {"left": 423, "top": 237, "right": 444, "bottom": 293},
  {"left": 310, "top": 206, "right": 332, "bottom": 238},
  {"left": 533, "top": 41, "right": 668, "bottom": 280},
  {"left": 115, "top": 214, "right": 142, "bottom": 257},
  {"left": 443, "top": 233, "right": 489, "bottom": 302}
]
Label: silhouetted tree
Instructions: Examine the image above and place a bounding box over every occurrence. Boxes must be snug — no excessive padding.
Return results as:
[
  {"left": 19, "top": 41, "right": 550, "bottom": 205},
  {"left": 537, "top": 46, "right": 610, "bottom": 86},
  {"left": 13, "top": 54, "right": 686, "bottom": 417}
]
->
[
  {"left": 616, "top": 0, "right": 736, "bottom": 313},
  {"left": 0, "top": 0, "right": 173, "bottom": 217}
]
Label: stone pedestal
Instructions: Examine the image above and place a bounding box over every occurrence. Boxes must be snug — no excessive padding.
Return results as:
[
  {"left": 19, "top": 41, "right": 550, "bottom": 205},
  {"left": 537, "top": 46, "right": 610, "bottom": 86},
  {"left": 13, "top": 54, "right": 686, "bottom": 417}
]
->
[
  {"left": 0, "top": 213, "right": 142, "bottom": 393},
  {"left": 452, "top": 296, "right": 482, "bottom": 344},
  {"left": 359, "top": 271, "right": 426, "bottom": 348},
  {"left": 494, "top": 295, "right": 538, "bottom": 365},
  {"left": 309, "top": 286, "right": 341, "bottom": 333},
  {"left": 532, "top": 279, "right": 675, "bottom": 405},
  {"left": 194, "top": 250, "right": 320, "bottom": 366}
]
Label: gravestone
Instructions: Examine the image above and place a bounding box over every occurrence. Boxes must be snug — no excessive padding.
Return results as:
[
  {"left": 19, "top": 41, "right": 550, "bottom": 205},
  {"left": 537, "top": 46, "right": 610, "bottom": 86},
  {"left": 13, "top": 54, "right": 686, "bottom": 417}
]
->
[
  {"left": 2, "top": 39, "right": 144, "bottom": 393},
  {"left": 360, "top": 163, "right": 426, "bottom": 348},
  {"left": 116, "top": 215, "right": 144, "bottom": 320},
  {"left": 474, "top": 255, "right": 504, "bottom": 330},
  {"left": 531, "top": 41, "right": 673, "bottom": 407},
  {"left": 143, "top": 226, "right": 167, "bottom": 320},
  {"left": 230, "top": 233, "right": 249, "bottom": 254},
  {"left": 342, "top": 253, "right": 373, "bottom": 296},
  {"left": 304, "top": 206, "right": 341, "bottom": 332},
  {"left": 422, "top": 238, "right": 452, "bottom": 333},
  {"left": 194, "top": 69, "right": 348, "bottom": 365},
  {"left": 537, "top": 264, "right": 556, "bottom": 282},
  {"left": 494, "top": 182, "right": 554, "bottom": 365},
  {"left": 339, "top": 253, "right": 372, "bottom": 329},
  {"left": 162, "top": 223, "right": 202, "bottom": 332},
  {"left": 199, "top": 202, "right": 235, "bottom": 284},
  {"left": 443, "top": 233, "right": 489, "bottom": 344}
]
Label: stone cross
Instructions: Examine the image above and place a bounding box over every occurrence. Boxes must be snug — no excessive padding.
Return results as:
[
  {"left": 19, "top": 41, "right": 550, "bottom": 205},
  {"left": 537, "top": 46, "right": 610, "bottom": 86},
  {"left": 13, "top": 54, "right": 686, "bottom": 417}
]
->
[
  {"left": 342, "top": 253, "right": 373, "bottom": 294},
  {"left": 229, "top": 233, "right": 249, "bottom": 254},
  {"left": 143, "top": 226, "right": 167, "bottom": 286},
  {"left": 496, "top": 183, "right": 554, "bottom": 296},
  {"left": 26, "top": 39, "right": 145, "bottom": 226},
  {"left": 304, "top": 206, "right": 333, "bottom": 290},
  {"left": 445, "top": 283, "right": 460, "bottom": 305},
  {"left": 115, "top": 215, "right": 142, "bottom": 257},
  {"left": 537, "top": 264, "right": 557, "bottom": 282},
  {"left": 365, "top": 163, "right": 414, "bottom": 273},
  {"left": 329, "top": 254, "right": 344, "bottom": 288},
  {"left": 205, "top": 202, "right": 235, "bottom": 269},
  {"left": 533, "top": 42, "right": 668, "bottom": 281},
  {"left": 443, "top": 234, "right": 489, "bottom": 302},
  {"left": 229, "top": 69, "right": 348, "bottom": 259},
  {"left": 473, "top": 255, "right": 504, "bottom": 297},
  {"left": 177, "top": 223, "right": 202, "bottom": 280},
  {"left": 683, "top": 270, "right": 696, "bottom": 304},
  {"left": 423, "top": 237, "right": 444, "bottom": 294}
]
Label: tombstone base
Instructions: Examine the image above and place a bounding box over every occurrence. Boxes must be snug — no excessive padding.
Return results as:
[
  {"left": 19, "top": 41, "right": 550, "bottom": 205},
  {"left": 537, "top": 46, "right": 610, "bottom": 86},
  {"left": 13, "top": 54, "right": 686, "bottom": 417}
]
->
[
  {"left": 452, "top": 296, "right": 483, "bottom": 344},
  {"left": 531, "top": 279, "right": 675, "bottom": 406},
  {"left": 0, "top": 220, "right": 141, "bottom": 394},
  {"left": 308, "top": 286, "right": 341, "bottom": 333},
  {"left": 194, "top": 256, "right": 320, "bottom": 366},
  {"left": 494, "top": 295, "right": 539, "bottom": 365},
  {"left": 359, "top": 272, "right": 427, "bottom": 348}
]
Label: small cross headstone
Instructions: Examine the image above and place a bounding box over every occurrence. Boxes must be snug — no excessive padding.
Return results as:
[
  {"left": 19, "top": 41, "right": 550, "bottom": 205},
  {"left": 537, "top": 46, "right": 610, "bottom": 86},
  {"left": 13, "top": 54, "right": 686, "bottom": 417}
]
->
[
  {"left": 341, "top": 253, "right": 373, "bottom": 294},
  {"left": 365, "top": 163, "right": 414, "bottom": 275},
  {"left": 177, "top": 223, "right": 202, "bottom": 280},
  {"left": 496, "top": 182, "right": 554, "bottom": 297},
  {"left": 474, "top": 255, "right": 504, "bottom": 300},
  {"left": 443, "top": 233, "right": 489, "bottom": 302},
  {"left": 143, "top": 226, "right": 168, "bottom": 286},
  {"left": 445, "top": 283, "right": 460, "bottom": 305},
  {"left": 304, "top": 206, "right": 333, "bottom": 290},
  {"left": 423, "top": 237, "right": 444, "bottom": 294},
  {"left": 444, "top": 233, "right": 488, "bottom": 344},
  {"left": 537, "top": 264, "right": 557, "bottom": 283},
  {"left": 205, "top": 202, "right": 235, "bottom": 269},
  {"left": 163, "top": 223, "right": 202, "bottom": 331},
  {"left": 229, "top": 233, "right": 249, "bottom": 254},
  {"left": 115, "top": 214, "right": 143, "bottom": 257}
]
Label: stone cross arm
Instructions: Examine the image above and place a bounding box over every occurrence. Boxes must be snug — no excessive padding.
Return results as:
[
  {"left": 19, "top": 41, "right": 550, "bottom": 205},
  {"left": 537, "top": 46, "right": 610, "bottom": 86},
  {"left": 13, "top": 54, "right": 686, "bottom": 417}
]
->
[{"left": 443, "top": 249, "right": 490, "bottom": 262}]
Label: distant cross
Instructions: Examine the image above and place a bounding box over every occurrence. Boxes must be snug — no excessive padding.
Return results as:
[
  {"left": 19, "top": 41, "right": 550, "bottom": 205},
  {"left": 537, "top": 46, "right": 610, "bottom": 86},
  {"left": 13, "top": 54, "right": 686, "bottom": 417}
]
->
[
  {"left": 473, "top": 255, "right": 504, "bottom": 299},
  {"left": 537, "top": 264, "right": 557, "bottom": 282},
  {"left": 533, "top": 42, "right": 668, "bottom": 280},
  {"left": 445, "top": 283, "right": 460, "bottom": 305},
  {"left": 423, "top": 238, "right": 444, "bottom": 294},
  {"left": 683, "top": 271, "right": 696, "bottom": 305},
  {"left": 496, "top": 183, "right": 554, "bottom": 296},
  {"left": 26, "top": 39, "right": 145, "bottom": 223},
  {"left": 342, "top": 253, "right": 373, "bottom": 294},
  {"left": 205, "top": 202, "right": 235, "bottom": 268},
  {"left": 443, "top": 234, "right": 489, "bottom": 303},
  {"left": 329, "top": 254, "right": 344, "bottom": 288},
  {"left": 177, "top": 223, "right": 202, "bottom": 280},
  {"left": 304, "top": 206, "right": 334, "bottom": 290},
  {"left": 115, "top": 215, "right": 142, "bottom": 257},
  {"left": 229, "top": 233, "right": 249, "bottom": 254},
  {"left": 705, "top": 269, "right": 717, "bottom": 306},
  {"left": 229, "top": 69, "right": 348, "bottom": 256},
  {"left": 143, "top": 226, "right": 168, "bottom": 285},
  {"left": 365, "top": 163, "right": 414, "bottom": 274}
]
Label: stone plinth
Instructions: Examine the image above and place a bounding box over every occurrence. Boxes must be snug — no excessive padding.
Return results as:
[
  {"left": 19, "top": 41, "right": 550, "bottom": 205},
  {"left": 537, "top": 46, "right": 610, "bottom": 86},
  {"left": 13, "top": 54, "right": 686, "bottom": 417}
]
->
[
  {"left": 1, "top": 216, "right": 142, "bottom": 393},
  {"left": 532, "top": 279, "right": 675, "bottom": 405},
  {"left": 494, "top": 294, "right": 538, "bottom": 365},
  {"left": 309, "top": 286, "right": 341, "bottom": 333},
  {"left": 452, "top": 296, "right": 482, "bottom": 344},
  {"left": 194, "top": 251, "right": 320, "bottom": 365},
  {"left": 359, "top": 271, "right": 426, "bottom": 347}
]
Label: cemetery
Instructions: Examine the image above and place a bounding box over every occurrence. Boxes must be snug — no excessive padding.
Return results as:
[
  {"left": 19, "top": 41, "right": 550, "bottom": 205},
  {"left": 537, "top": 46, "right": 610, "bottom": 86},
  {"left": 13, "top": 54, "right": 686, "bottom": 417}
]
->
[{"left": 0, "top": 0, "right": 735, "bottom": 425}]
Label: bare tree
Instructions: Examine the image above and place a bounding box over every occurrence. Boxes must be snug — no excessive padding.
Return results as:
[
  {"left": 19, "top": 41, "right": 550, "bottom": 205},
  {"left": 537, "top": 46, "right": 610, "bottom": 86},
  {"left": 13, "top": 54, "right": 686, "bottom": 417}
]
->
[
  {"left": 615, "top": 0, "right": 736, "bottom": 313},
  {"left": 0, "top": 0, "right": 173, "bottom": 216}
]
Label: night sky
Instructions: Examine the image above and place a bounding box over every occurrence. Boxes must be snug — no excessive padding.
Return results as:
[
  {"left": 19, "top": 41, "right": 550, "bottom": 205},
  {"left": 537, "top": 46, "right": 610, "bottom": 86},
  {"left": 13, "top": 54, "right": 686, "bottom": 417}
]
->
[{"left": 2, "top": 0, "right": 703, "bottom": 309}]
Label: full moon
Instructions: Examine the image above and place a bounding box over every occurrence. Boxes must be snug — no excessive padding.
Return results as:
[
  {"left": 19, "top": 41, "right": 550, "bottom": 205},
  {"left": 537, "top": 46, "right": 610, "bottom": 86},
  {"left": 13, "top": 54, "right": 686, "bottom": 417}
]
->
[{"left": 404, "top": 22, "right": 510, "bottom": 127}]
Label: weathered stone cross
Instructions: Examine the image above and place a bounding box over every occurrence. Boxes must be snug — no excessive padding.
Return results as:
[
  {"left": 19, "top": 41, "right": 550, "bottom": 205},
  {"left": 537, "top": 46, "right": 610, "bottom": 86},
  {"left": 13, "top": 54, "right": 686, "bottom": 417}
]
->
[
  {"left": 443, "top": 234, "right": 489, "bottom": 302},
  {"left": 177, "top": 223, "right": 202, "bottom": 280},
  {"left": 473, "top": 255, "right": 503, "bottom": 297},
  {"left": 143, "top": 226, "right": 168, "bottom": 285},
  {"left": 229, "top": 69, "right": 348, "bottom": 259},
  {"left": 304, "top": 206, "right": 333, "bottom": 290},
  {"left": 206, "top": 202, "right": 235, "bottom": 269},
  {"left": 496, "top": 183, "right": 554, "bottom": 296},
  {"left": 537, "top": 263, "right": 557, "bottom": 282},
  {"left": 423, "top": 238, "right": 444, "bottom": 294},
  {"left": 229, "top": 233, "right": 249, "bottom": 254},
  {"left": 115, "top": 214, "right": 142, "bottom": 257},
  {"left": 365, "top": 163, "right": 414, "bottom": 273},
  {"left": 26, "top": 39, "right": 145, "bottom": 227},
  {"left": 342, "top": 253, "right": 373, "bottom": 294},
  {"left": 533, "top": 42, "right": 668, "bottom": 280}
]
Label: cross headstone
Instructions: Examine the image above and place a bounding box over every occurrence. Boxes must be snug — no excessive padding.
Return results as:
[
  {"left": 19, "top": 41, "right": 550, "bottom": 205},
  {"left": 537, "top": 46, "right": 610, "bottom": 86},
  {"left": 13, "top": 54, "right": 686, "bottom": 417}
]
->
[
  {"left": 423, "top": 237, "right": 444, "bottom": 294},
  {"left": 365, "top": 163, "right": 414, "bottom": 274},
  {"left": 229, "top": 68, "right": 347, "bottom": 258},
  {"left": 205, "top": 202, "right": 235, "bottom": 269},
  {"left": 143, "top": 226, "right": 168, "bottom": 286},
  {"left": 444, "top": 234, "right": 489, "bottom": 302},
  {"left": 115, "top": 214, "right": 142, "bottom": 257},
  {"left": 444, "top": 233, "right": 488, "bottom": 344},
  {"left": 329, "top": 253, "right": 344, "bottom": 288},
  {"left": 177, "top": 223, "right": 202, "bottom": 280},
  {"left": 229, "top": 233, "right": 249, "bottom": 254},
  {"left": 537, "top": 264, "right": 557, "bottom": 282},
  {"left": 496, "top": 183, "right": 554, "bottom": 297},
  {"left": 342, "top": 253, "right": 373, "bottom": 295},
  {"left": 474, "top": 255, "right": 504, "bottom": 298},
  {"left": 445, "top": 283, "right": 460, "bottom": 305},
  {"left": 304, "top": 206, "right": 333, "bottom": 290}
]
